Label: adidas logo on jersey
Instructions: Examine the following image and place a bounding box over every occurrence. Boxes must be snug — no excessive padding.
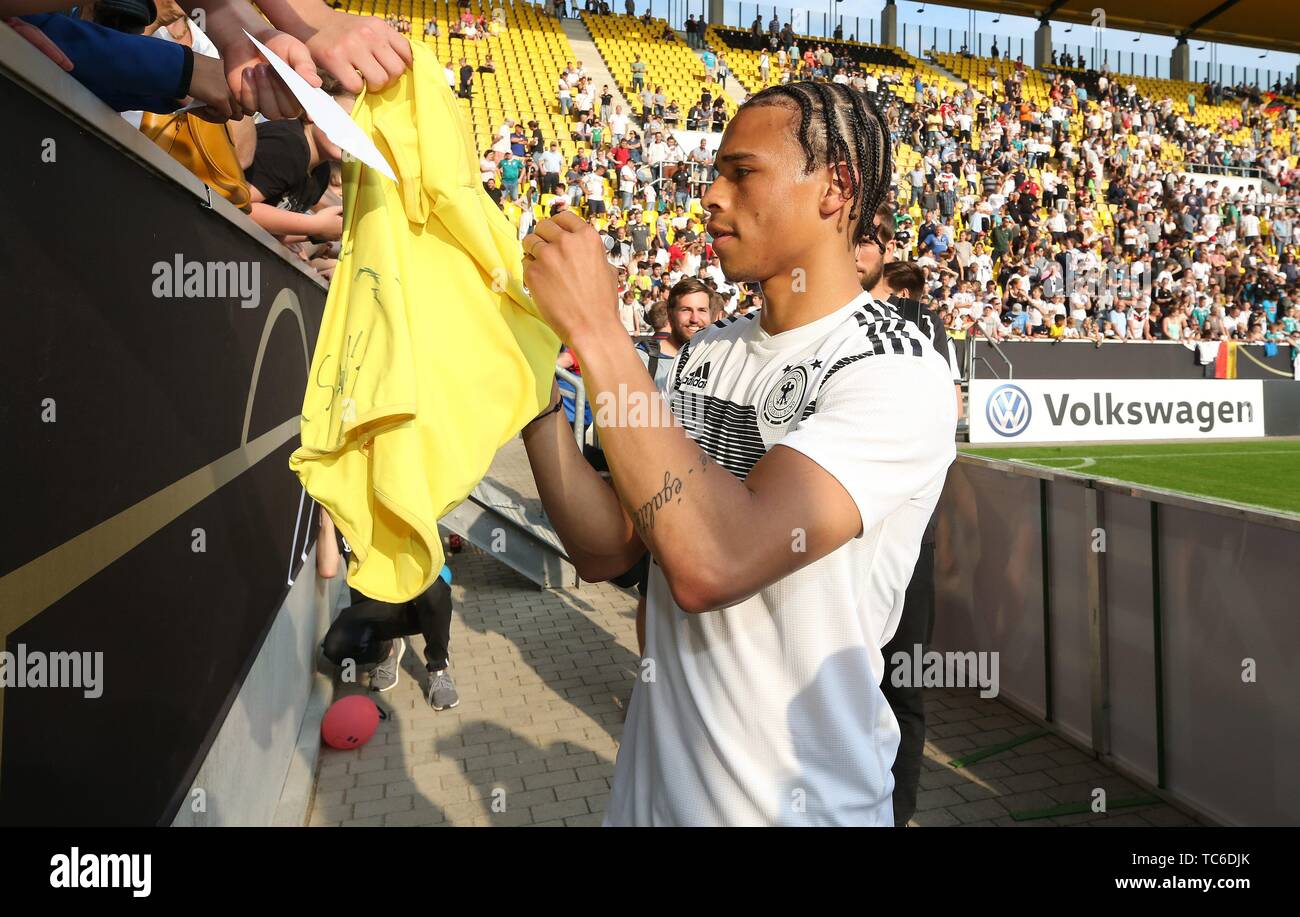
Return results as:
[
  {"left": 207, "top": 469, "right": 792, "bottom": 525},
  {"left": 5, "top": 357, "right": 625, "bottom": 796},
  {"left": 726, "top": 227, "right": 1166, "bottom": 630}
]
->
[{"left": 680, "top": 361, "right": 711, "bottom": 389}]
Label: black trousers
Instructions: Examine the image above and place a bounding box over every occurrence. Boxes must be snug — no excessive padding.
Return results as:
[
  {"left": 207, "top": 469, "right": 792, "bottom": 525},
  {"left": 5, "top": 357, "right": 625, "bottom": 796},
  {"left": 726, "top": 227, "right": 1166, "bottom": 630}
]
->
[
  {"left": 322, "top": 579, "right": 453, "bottom": 673},
  {"left": 881, "top": 540, "right": 936, "bottom": 827}
]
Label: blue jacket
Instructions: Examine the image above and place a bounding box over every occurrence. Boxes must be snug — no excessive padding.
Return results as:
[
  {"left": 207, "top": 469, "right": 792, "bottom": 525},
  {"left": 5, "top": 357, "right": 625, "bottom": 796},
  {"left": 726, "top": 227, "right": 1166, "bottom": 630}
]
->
[{"left": 22, "top": 13, "right": 193, "bottom": 113}]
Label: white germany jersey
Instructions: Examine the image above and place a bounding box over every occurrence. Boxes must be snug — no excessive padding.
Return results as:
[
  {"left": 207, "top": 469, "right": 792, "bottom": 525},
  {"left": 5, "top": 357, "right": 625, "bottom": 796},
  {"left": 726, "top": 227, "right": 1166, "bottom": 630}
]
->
[{"left": 604, "top": 290, "right": 957, "bottom": 826}]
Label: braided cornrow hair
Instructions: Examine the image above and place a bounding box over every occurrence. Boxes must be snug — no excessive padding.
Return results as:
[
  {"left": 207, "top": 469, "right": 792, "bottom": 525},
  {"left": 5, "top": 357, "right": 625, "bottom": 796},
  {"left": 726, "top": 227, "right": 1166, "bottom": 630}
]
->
[{"left": 743, "top": 80, "right": 893, "bottom": 250}]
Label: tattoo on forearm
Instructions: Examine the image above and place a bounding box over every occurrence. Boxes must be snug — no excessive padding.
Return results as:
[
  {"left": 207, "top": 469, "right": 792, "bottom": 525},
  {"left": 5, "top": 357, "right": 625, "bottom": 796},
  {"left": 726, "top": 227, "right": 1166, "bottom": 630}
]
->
[
  {"left": 634, "top": 449, "right": 713, "bottom": 536},
  {"left": 634, "top": 471, "right": 683, "bottom": 534}
]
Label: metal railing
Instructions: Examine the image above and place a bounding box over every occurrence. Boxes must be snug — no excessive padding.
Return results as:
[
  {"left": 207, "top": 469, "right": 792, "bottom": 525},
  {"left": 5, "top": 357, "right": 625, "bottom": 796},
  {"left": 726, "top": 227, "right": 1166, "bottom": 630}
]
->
[
  {"left": 966, "top": 321, "right": 1014, "bottom": 381},
  {"left": 1179, "top": 160, "right": 1267, "bottom": 181},
  {"left": 645, "top": 160, "right": 716, "bottom": 201},
  {"left": 555, "top": 365, "right": 588, "bottom": 446}
]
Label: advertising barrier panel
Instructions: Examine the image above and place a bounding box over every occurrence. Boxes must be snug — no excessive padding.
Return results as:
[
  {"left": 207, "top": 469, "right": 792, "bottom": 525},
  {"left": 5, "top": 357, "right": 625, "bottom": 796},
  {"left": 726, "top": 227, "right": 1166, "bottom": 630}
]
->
[{"left": 969, "top": 379, "right": 1266, "bottom": 443}]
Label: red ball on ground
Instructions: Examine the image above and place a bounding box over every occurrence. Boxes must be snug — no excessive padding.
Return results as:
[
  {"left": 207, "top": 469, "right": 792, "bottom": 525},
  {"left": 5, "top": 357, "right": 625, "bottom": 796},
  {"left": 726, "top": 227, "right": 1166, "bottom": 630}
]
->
[{"left": 321, "top": 694, "right": 380, "bottom": 749}]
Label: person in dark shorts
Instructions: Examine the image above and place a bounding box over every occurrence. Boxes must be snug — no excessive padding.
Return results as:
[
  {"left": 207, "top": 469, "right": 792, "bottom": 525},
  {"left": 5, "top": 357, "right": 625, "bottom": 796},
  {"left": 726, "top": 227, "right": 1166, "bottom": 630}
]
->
[
  {"left": 316, "top": 509, "right": 460, "bottom": 710},
  {"left": 856, "top": 238, "right": 961, "bottom": 826}
]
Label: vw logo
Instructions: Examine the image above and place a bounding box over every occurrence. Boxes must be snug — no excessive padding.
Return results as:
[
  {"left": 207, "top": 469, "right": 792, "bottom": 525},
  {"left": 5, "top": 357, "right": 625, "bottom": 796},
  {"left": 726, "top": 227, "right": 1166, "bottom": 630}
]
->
[{"left": 986, "top": 384, "right": 1031, "bottom": 437}]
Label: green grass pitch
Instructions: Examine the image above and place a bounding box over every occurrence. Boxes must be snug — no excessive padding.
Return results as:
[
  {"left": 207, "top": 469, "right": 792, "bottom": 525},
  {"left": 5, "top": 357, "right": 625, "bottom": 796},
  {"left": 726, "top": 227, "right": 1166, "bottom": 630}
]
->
[{"left": 961, "top": 440, "right": 1300, "bottom": 516}]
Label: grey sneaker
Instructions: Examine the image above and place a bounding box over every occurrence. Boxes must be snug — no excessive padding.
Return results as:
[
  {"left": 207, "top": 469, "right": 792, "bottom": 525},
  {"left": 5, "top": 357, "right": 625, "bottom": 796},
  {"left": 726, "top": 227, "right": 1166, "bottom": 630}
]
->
[
  {"left": 427, "top": 669, "right": 460, "bottom": 710},
  {"left": 370, "top": 638, "right": 405, "bottom": 693}
]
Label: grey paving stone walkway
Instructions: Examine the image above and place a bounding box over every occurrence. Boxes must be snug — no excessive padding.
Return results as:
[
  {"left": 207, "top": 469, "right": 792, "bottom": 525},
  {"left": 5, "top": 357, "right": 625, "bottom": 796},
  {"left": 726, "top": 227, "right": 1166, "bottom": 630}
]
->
[{"left": 309, "top": 543, "right": 1202, "bottom": 827}]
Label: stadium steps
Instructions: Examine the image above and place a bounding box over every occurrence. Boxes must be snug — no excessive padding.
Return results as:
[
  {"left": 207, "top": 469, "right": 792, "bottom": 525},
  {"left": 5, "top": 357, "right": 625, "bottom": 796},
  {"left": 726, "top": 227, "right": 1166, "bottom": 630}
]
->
[
  {"left": 439, "top": 437, "right": 579, "bottom": 590},
  {"left": 583, "top": 13, "right": 736, "bottom": 119},
  {"left": 557, "top": 15, "right": 634, "bottom": 115},
  {"left": 920, "top": 54, "right": 967, "bottom": 90},
  {"left": 690, "top": 42, "right": 749, "bottom": 106}
]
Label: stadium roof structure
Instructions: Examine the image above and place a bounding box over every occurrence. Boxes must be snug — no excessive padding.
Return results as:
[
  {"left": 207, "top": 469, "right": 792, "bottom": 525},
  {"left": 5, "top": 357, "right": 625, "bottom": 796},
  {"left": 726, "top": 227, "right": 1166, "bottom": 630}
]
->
[{"left": 924, "top": 0, "right": 1300, "bottom": 56}]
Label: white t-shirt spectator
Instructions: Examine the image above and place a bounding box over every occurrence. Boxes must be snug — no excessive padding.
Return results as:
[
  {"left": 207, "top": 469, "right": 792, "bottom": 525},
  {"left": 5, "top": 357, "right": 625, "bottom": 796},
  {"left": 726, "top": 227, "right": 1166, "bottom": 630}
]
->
[
  {"left": 618, "top": 298, "right": 641, "bottom": 335},
  {"left": 582, "top": 171, "right": 606, "bottom": 202},
  {"left": 704, "top": 262, "right": 729, "bottom": 294},
  {"left": 605, "top": 292, "right": 956, "bottom": 826}
]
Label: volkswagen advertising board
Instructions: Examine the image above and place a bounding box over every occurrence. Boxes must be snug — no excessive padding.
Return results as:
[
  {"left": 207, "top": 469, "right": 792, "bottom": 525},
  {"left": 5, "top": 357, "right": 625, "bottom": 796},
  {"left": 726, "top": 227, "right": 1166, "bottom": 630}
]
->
[{"left": 969, "top": 379, "right": 1266, "bottom": 443}]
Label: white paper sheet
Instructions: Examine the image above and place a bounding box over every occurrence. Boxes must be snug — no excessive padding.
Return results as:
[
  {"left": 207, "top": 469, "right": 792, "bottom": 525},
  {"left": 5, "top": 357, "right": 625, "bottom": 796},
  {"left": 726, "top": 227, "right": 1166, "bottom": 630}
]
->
[{"left": 244, "top": 30, "right": 397, "bottom": 181}]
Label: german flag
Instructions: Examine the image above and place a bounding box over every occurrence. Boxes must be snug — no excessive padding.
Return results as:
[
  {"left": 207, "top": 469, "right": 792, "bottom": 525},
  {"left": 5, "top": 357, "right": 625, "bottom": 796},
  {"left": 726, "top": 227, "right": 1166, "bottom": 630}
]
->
[{"left": 1214, "top": 340, "right": 1238, "bottom": 379}]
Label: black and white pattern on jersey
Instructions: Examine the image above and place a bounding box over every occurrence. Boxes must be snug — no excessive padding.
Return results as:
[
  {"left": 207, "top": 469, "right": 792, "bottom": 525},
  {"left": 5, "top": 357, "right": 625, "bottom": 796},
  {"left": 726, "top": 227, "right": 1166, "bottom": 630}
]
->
[
  {"left": 797, "top": 305, "right": 933, "bottom": 421},
  {"left": 670, "top": 313, "right": 755, "bottom": 389},
  {"left": 670, "top": 389, "right": 768, "bottom": 479}
]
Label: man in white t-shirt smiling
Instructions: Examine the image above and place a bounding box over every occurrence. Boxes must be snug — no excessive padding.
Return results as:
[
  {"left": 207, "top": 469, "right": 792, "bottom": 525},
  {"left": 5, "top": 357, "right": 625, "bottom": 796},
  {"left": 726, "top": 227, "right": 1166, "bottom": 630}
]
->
[{"left": 519, "top": 81, "right": 955, "bottom": 826}]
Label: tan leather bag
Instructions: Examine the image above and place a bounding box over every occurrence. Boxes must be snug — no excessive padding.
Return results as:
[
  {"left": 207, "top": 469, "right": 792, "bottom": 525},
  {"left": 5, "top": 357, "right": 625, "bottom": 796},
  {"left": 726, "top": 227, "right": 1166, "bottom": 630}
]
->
[{"left": 139, "top": 111, "right": 252, "bottom": 212}]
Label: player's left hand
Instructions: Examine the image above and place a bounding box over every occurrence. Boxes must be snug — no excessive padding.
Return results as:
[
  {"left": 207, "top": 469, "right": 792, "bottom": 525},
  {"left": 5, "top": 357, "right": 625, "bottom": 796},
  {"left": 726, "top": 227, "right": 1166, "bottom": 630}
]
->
[{"left": 522, "top": 211, "right": 621, "bottom": 344}]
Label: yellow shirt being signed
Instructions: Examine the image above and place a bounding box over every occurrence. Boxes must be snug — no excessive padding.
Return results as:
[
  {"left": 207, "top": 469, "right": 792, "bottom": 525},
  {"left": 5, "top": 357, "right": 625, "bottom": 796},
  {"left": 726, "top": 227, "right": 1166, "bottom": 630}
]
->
[{"left": 290, "top": 40, "right": 559, "bottom": 602}]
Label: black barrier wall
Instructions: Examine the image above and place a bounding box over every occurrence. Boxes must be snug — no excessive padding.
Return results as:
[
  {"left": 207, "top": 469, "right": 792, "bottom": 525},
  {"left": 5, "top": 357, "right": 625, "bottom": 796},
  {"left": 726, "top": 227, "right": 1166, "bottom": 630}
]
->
[
  {"left": 932, "top": 457, "right": 1300, "bottom": 826},
  {"left": 0, "top": 73, "right": 326, "bottom": 824},
  {"left": 1263, "top": 381, "right": 1300, "bottom": 435},
  {"left": 956, "top": 338, "right": 1296, "bottom": 381}
]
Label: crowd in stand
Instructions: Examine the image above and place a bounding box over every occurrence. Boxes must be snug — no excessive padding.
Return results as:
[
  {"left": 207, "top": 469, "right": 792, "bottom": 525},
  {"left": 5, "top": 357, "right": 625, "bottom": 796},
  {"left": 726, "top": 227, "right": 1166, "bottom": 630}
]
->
[
  {"left": 10, "top": 0, "right": 1300, "bottom": 353},
  {"left": 470, "top": 30, "right": 740, "bottom": 336},
  {"left": 476, "top": 10, "right": 1300, "bottom": 351},
  {"left": 875, "top": 58, "right": 1300, "bottom": 346}
]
